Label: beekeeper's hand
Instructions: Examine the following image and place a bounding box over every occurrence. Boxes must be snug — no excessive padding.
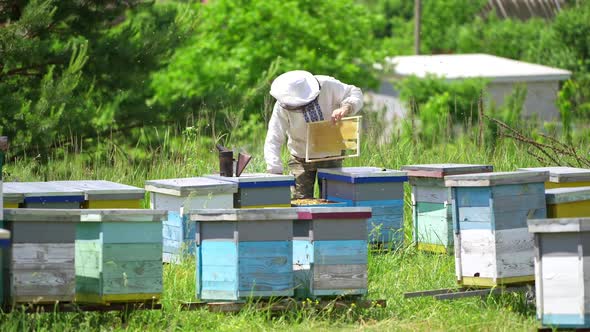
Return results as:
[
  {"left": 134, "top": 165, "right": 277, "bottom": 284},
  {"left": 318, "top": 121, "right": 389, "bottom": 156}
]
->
[{"left": 331, "top": 104, "right": 352, "bottom": 123}]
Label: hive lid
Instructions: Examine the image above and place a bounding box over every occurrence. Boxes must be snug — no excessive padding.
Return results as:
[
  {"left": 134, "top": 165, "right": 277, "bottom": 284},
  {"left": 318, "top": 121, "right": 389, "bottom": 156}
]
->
[
  {"left": 316, "top": 167, "right": 407, "bottom": 184},
  {"left": 518, "top": 166, "right": 590, "bottom": 183},
  {"left": 80, "top": 209, "right": 167, "bottom": 222},
  {"left": 205, "top": 173, "right": 295, "bottom": 188},
  {"left": 52, "top": 180, "right": 145, "bottom": 200},
  {"left": 401, "top": 164, "right": 493, "bottom": 178},
  {"left": 3, "top": 192, "right": 24, "bottom": 204},
  {"left": 545, "top": 186, "right": 590, "bottom": 205},
  {"left": 444, "top": 171, "right": 549, "bottom": 187},
  {"left": 145, "top": 177, "right": 238, "bottom": 196},
  {"left": 3, "top": 182, "right": 85, "bottom": 203},
  {"left": 2, "top": 208, "right": 85, "bottom": 222},
  {"left": 0, "top": 228, "right": 10, "bottom": 240},
  {"left": 528, "top": 218, "right": 590, "bottom": 233},
  {"left": 296, "top": 206, "right": 372, "bottom": 220},
  {"left": 187, "top": 208, "right": 298, "bottom": 221}
]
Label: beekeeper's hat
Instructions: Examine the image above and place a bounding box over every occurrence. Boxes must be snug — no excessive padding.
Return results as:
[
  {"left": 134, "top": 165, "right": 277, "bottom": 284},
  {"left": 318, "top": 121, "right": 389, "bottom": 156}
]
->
[{"left": 270, "top": 70, "right": 320, "bottom": 108}]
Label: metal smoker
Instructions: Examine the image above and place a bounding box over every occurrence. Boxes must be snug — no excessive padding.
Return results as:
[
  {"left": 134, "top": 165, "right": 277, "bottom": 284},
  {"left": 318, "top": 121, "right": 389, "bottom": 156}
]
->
[{"left": 216, "top": 144, "right": 252, "bottom": 177}]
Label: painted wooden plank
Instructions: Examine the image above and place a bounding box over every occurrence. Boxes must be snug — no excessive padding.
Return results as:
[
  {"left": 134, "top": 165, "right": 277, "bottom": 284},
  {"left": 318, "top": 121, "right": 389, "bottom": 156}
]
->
[
  {"left": 200, "top": 241, "right": 237, "bottom": 267},
  {"left": 317, "top": 167, "right": 407, "bottom": 180},
  {"left": 492, "top": 182, "right": 546, "bottom": 196},
  {"left": 546, "top": 186, "right": 590, "bottom": 205},
  {"left": 519, "top": 166, "right": 590, "bottom": 184},
  {"left": 528, "top": 217, "right": 590, "bottom": 233},
  {"left": 236, "top": 187, "right": 292, "bottom": 207},
  {"left": 314, "top": 240, "right": 367, "bottom": 265},
  {"left": 98, "top": 276, "right": 162, "bottom": 294},
  {"left": 457, "top": 228, "right": 497, "bottom": 279},
  {"left": 546, "top": 181, "right": 590, "bottom": 189},
  {"left": 324, "top": 182, "right": 404, "bottom": 201},
  {"left": 51, "top": 180, "right": 145, "bottom": 201},
  {"left": 495, "top": 227, "right": 534, "bottom": 278},
  {"left": 312, "top": 264, "right": 367, "bottom": 290},
  {"left": 548, "top": 202, "right": 590, "bottom": 218},
  {"left": 86, "top": 199, "right": 142, "bottom": 209},
  {"left": 412, "top": 185, "right": 449, "bottom": 204},
  {"left": 445, "top": 171, "right": 549, "bottom": 187},
  {"left": 103, "top": 243, "right": 162, "bottom": 261},
  {"left": 3, "top": 208, "right": 84, "bottom": 221},
  {"left": 3, "top": 182, "right": 85, "bottom": 197},
  {"left": 12, "top": 269, "right": 75, "bottom": 296},
  {"left": 151, "top": 192, "right": 234, "bottom": 212},
  {"left": 91, "top": 222, "right": 162, "bottom": 244},
  {"left": 79, "top": 209, "right": 166, "bottom": 222},
  {"left": 101, "top": 260, "right": 162, "bottom": 279},
  {"left": 402, "top": 163, "right": 493, "bottom": 178},
  {"left": 10, "top": 222, "right": 76, "bottom": 243},
  {"left": 311, "top": 219, "right": 368, "bottom": 241},
  {"left": 238, "top": 272, "right": 293, "bottom": 293}
]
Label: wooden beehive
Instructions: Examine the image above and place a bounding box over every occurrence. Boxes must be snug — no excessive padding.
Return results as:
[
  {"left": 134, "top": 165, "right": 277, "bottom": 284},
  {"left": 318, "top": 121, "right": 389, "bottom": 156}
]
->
[
  {"left": 75, "top": 209, "right": 167, "bottom": 304},
  {"left": 3, "top": 208, "right": 84, "bottom": 303},
  {"left": 545, "top": 186, "right": 590, "bottom": 218},
  {"left": 3, "top": 182, "right": 84, "bottom": 209},
  {"left": 145, "top": 177, "right": 237, "bottom": 263},
  {"left": 529, "top": 217, "right": 590, "bottom": 329},
  {"left": 293, "top": 207, "right": 371, "bottom": 298},
  {"left": 53, "top": 180, "right": 145, "bottom": 209},
  {"left": 206, "top": 173, "right": 295, "bottom": 208},
  {"left": 401, "top": 164, "right": 493, "bottom": 254},
  {"left": 445, "top": 171, "right": 549, "bottom": 287},
  {"left": 187, "top": 208, "right": 297, "bottom": 301},
  {"left": 519, "top": 166, "right": 590, "bottom": 189},
  {"left": 317, "top": 167, "right": 407, "bottom": 246}
]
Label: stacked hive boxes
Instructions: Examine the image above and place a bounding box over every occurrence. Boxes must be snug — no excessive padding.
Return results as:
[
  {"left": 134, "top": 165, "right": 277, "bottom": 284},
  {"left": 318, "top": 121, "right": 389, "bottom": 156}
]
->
[
  {"left": 53, "top": 180, "right": 145, "bottom": 209},
  {"left": 401, "top": 164, "right": 493, "bottom": 254},
  {"left": 545, "top": 186, "right": 590, "bottom": 218},
  {"left": 145, "top": 177, "right": 237, "bottom": 263},
  {"left": 520, "top": 166, "right": 590, "bottom": 189},
  {"left": 445, "top": 170, "right": 549, "bottom": 287},
  {"left": 206, "top": 173, "right": 294, "bottom": 208},
  {"left": 3, "top": 182, "right": 84, "bottom": 209},
  {"left": 3, "top": 209, "right": 84, "bottom": 303},
  {"left": 75, "top": 210, "right": 167, "bottom": 304},
  {"left": 187, "top": 208, "right": 296, "bottom": 301},
  {"left": 529, "top": 217, "right": 590, "bottom": 329},
  {"left": 293, "top": 207, "right": 371, "bottom": 298},
  {"left": 317, "top": 167, "right": 407, "bottom": 246},
  {"left": 0, "top": 229, "right": 8, "bottom": 306}
]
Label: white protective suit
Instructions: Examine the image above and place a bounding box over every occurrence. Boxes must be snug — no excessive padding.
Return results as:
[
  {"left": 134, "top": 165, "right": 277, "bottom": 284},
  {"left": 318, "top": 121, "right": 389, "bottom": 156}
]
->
[{"left": 264, "top": 75, "right": 363, "bottom": 174}]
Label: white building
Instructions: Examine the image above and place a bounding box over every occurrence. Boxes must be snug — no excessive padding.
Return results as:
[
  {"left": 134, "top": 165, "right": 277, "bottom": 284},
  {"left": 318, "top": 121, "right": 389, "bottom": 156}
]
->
[{"left": 365, "top": 53, "right": 572, "bottom": 134}]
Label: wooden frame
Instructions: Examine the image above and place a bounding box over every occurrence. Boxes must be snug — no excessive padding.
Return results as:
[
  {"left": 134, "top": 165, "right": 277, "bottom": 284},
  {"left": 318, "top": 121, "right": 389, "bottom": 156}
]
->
[{"left": 305, "top": 116, "right": 361, "bottom": 163}]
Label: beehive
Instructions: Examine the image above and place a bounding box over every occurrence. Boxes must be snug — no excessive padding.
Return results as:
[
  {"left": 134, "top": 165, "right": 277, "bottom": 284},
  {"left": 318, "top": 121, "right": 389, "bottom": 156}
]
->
[
  {"left": 3, "top": 182, "right": 84, "bottom": 209},
  {"left": 317, "top": 167, "right": 407, "bottom": 246},
  {"left": 401, "top": 164, "right": 493, "bottom": 254},
  {"left": 206, "top": 173, "right": 294, "bottom": 208},
  {"left": 445, "top": 171, "right": 549, "bottom": 287},
  {"left": 53, "top": 180, "right": 145, "bottom": 209},
  {"left": 293, "top": 207, "right": 371, "bottom": 298},
  {"left": 145, "top": 177, "right": 237, "bottom": 263},
  {"left": 187, "top": 208, "right": 297, "bottom": 301},
  {"left": 545, "top": 186, "right": 590, "bottom": 218},
  {"left": 75, "top": 209, "right": 166, "bottom": 304},
  {"left": 529, "top": 217, "right": 590, "bottom": 329},
  {"left": 519, "top": 166, "right": 590, "bottom": 189},
  {"left": 3, "top": 209, "right": 84, "bottom": 303}
]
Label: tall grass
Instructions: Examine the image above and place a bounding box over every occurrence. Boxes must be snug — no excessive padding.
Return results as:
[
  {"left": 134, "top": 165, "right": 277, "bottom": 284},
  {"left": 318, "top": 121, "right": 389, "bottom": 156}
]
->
[{"left": 1, "top": 117, "right": 581, "bottom": 331}]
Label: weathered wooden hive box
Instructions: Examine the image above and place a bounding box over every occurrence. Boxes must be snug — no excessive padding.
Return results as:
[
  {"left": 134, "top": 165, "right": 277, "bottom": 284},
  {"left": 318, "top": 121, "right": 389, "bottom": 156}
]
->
[
  {"left": 519, "top": 166, "right": 590, "bottom": 189},
  {"left": 545, "top": 186, "right": 590, "bottom": 218},
  {"left": 206, "top": 173, "right": 295, "bottom": 208},
  {"left": 528, "top": 217, "right": 590, "bottom": 329},
  {"left": 317, "top": 167, "right": 407, "bottom": 245},
  {"left": 3, "top": 182, "right": 84, "bottom": 209},
  {"left": 53, "top": 180, "right": 145, "bottom": 209},
  {"left": 293, "top": 207, "right": 371, "bottom": 298},
  {"left": 3, "top": 208, "right": 84, "bottom": 303},
  {"left": 75, "top": 209, "right": 167, "bottom": 304},
  {"left": 0, "top": 228, "right": 10, "bottom": 306},
  {"left": 445, "top": 171, "right": 549, "bottom": 287},
  {"left": 187, "top": 208, "right": 297, "bottom": 301},
  {"left": 401, "top": 164, "right": 493, "bottom": 254},
  {"left": 144, "top": 177, "right": 237, "bottom": 263}
]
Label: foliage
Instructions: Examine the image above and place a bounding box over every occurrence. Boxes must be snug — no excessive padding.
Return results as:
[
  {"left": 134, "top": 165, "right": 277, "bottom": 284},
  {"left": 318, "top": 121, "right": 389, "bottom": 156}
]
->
[
  {"left": 395, "top": 75, "right": 487, "bottom": 123},
  {"left": 150, "top": 0, "right": 382, "bottom": 117}
]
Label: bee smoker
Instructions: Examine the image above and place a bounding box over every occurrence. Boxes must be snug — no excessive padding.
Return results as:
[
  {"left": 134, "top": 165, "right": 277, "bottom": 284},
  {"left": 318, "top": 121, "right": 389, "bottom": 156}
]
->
[{"left": 216, "top": 144, "right": 251, "bottom": 177}]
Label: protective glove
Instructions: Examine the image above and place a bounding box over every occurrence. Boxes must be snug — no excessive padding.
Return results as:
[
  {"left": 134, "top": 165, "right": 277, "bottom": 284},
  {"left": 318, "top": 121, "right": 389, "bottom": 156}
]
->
[{"left": 331, "top": 104, "right": 352, "bottom": 123}]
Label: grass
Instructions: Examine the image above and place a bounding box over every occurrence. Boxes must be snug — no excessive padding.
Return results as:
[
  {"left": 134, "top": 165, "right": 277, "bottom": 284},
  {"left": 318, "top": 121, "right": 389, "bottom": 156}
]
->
[{"left": 0, "top": 121, "right": 581, "bottom": 331}]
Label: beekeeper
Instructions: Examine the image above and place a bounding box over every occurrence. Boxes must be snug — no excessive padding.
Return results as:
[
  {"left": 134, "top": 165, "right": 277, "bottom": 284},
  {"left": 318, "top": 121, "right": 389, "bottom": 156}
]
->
[{"left": 264, "top": 70, "right": 363, "bottom": 199}]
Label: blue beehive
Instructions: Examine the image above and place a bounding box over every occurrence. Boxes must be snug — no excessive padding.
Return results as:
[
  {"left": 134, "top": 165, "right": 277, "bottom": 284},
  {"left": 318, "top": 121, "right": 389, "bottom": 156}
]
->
[
  {"left": 317, "top": 167, "right": 408, "bottom": 246},
  {"left": 145, "top": 177, "right": 238, "bottom": 263},
  {"left": 186, "top": 208, "right": 297, "bottom": 301},
  {"left": 3, "top": 182, "right": 84, "bottom": 209}
]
